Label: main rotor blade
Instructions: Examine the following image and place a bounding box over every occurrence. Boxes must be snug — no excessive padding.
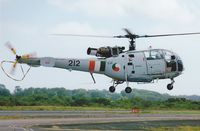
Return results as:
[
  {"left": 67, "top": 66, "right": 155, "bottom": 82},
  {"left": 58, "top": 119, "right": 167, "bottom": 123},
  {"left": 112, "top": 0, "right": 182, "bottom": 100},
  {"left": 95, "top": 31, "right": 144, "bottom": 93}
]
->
[
  {"left": 139, "top": 32, "right": 200, "bottom": 38},
  {"left": 124, "top": 28, "right": 133, "bottom": 36},
  {"left": 51, "top": 34, "right": 114, "bottom": 38},
  {"left": 51, "top": 31, "right": 200, "bottom": 39},
  {"left": 52, "top": 33, "right": 140, "bottom": 39}
]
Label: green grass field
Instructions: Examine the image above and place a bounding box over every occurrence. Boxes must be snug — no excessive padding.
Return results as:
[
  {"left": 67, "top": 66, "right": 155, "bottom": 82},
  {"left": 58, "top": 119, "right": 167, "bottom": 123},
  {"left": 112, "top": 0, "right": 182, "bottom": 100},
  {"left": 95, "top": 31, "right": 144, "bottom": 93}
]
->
[
  {"left": 0, "top": 106, "right": 199, "bottom": 120},
  {"left": 0, "top": 106, "right": 200, "bottom": 113},
  {"left": 0, "top": 106, "right": 124, "bottom": 111},
  {"left": 151, "top": 126, "right": 200, "bottom": 131},
  {"left": 34, "top": 120, "right": 200, "bottom": 131}
]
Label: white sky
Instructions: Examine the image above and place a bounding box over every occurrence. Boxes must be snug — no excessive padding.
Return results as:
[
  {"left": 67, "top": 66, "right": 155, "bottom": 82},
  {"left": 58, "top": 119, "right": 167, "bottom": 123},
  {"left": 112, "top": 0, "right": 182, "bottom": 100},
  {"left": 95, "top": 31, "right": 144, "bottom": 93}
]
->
[{"left": 0, "top": 0, "right": 200, "bottom": 95}]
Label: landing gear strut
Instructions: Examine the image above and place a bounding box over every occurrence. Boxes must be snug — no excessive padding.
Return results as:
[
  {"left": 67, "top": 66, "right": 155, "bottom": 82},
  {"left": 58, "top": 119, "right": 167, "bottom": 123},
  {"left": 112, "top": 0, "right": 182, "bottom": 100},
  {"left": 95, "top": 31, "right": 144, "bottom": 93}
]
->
[
  {"left": 109, "top": 80, "right": 124, "bottom": 93},
  {"left": 109, "top": 80, "right": 132, "bottom": 93},
  {"left": 125, "top": 71, "right": 132, "bottom": 93},
  {"left": 167, "top": 78, "right": 175, "bottom": 90}
]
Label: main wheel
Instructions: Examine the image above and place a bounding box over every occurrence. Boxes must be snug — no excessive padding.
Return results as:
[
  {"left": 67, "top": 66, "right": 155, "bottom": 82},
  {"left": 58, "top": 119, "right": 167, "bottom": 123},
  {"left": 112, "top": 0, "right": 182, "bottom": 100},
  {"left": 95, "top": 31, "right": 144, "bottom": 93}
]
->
[
  {"left": 109, "top": 86, "right": 115, "bottom": 93},
  {"left": 125, "top": 87, "right": 132, "bottom": 93},
  {"left": 167, "top": 84, "right": 173, "bottom": 90}
]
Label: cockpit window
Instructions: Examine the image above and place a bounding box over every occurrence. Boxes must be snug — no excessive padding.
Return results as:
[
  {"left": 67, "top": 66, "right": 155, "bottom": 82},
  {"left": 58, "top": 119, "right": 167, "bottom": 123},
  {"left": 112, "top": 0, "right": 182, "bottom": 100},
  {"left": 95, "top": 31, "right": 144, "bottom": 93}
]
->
[
  {"left": 163, "top": 50, "right": 174, "bottom": 62},
  {"left": 144, "top": 50, "right": 163, "bottom": 60}
]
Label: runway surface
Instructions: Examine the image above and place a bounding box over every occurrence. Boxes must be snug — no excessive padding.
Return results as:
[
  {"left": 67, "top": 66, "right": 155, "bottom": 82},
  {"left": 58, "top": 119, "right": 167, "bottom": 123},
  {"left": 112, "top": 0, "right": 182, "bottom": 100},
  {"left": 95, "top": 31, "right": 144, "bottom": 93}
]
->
[{"left": 0, "top": 110, "right": 200, "bottom": 131}]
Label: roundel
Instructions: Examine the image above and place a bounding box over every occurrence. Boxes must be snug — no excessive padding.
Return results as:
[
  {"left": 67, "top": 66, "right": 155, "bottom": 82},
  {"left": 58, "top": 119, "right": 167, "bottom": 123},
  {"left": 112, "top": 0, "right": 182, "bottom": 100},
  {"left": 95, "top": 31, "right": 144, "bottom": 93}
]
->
[{"left": 112, "top": 63, "right": 121, "bottom": 72}]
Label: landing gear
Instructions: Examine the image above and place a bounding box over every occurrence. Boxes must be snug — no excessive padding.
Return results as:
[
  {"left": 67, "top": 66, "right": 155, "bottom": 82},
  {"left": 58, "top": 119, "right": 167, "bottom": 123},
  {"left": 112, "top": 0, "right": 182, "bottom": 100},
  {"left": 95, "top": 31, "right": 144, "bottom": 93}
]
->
[
  {"left": 109, "top": 80, "right": 124, "bottom": 93},
  {"left": 109, "top": 80, "right": 125, "bottom": 93},
  {"left": 167, "top": 84, "right": 173, "bottom": 90},
  {"left": 125, "top": 87, "right": 132, "bottom": 93},
  {"left": 109, "top": 80, "right": 132, "bottom": 93},
  {"left": 125, "top": 73, "right": 132, "bottom": 93},
  {"left": 109, "top": 86, "right": 115, "bottom": 93},
  {"left": 167, "top": 78, "right": 175, "bottom": 90}
]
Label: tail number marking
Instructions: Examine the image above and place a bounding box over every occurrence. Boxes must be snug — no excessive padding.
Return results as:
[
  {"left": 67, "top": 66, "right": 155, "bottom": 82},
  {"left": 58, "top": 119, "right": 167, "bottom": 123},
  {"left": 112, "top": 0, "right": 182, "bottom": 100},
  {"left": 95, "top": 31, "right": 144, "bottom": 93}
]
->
[{"left": 69, "top": 60, "right": 80, "bottom": 66}]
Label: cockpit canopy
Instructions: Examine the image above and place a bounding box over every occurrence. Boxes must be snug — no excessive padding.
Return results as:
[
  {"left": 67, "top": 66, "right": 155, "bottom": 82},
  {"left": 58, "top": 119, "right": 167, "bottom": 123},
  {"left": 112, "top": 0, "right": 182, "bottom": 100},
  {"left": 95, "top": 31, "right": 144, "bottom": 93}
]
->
[
  {"left": 144, "top": 49, "right": 179, "bottom": 61},
  {"left": 143, "top": 49, "right": 183, "bottom": 72}
]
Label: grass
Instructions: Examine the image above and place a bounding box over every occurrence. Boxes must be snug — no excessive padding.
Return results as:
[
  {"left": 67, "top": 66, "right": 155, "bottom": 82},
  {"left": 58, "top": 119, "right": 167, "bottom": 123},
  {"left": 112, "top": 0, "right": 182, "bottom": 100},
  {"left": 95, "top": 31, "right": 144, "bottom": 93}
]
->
[
  {"left": 0, "top": 106, "right": 200, "bottom": 114},
  {"left": 0, "top": 116, "right": 23, "bottom": 119},
  {"left": 0, "top": 106, "right": 125, "bottom": 111},
  {"left": 151, "top": 126, "right": 200, "bottom": 131},
  {"left": 35, "top": 120, "right": 200, "bottom": 131},
  {"left": 143, "top": 110, "right": 200, "bottom": 114}
]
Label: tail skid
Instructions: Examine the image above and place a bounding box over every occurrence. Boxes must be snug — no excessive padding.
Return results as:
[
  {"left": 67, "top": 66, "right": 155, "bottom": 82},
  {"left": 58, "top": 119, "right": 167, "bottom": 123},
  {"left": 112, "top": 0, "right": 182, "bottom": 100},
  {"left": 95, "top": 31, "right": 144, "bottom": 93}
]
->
[{"left": 1, "top": 60, "right": 31, "bottom": 81}]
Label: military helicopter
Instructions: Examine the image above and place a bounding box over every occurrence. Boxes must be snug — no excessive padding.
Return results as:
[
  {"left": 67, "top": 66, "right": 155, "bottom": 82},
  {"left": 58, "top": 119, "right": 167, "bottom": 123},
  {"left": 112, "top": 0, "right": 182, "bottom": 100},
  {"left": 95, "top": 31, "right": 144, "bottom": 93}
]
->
[{"left": 1, "top": 29, "right": 200, "bottom": 93}]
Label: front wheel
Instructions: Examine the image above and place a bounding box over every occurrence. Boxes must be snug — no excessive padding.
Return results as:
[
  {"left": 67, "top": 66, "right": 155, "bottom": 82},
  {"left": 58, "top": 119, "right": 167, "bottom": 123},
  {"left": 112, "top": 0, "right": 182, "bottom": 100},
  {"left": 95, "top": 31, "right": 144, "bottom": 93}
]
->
[{"left": 167, "top": 84, "right": 173, "bottom": 90}]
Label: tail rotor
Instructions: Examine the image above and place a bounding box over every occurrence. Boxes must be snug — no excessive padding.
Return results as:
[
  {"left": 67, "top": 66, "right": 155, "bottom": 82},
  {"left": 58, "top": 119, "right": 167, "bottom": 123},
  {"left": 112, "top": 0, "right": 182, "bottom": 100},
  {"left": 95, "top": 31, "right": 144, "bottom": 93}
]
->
[
  {"left": 2, "top": 42, "right": 36, "bottom": 81},
  {"left": 5, "top": 42, "right": 19, "bottom": 75}
]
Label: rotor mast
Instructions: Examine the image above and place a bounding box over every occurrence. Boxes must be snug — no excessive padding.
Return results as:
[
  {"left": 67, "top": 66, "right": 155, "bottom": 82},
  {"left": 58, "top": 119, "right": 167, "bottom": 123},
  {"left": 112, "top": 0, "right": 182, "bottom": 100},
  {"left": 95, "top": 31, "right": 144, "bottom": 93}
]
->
[{"left": 114, "top": 28, "right": 138, "bottom": 51}]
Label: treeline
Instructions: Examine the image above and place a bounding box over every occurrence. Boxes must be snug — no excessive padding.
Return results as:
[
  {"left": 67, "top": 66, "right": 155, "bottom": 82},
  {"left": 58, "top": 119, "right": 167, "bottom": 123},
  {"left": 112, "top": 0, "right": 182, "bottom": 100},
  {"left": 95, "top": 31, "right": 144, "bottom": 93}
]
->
[{"left": 0, "top": 84, "right": 200, "bottom": 110}]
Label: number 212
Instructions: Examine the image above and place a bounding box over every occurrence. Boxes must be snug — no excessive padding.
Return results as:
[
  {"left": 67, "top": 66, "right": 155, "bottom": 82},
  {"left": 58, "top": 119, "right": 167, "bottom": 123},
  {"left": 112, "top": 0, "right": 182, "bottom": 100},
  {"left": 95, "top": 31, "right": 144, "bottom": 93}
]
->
[{"left": 68, "top": 60, "right": 80, "bottom": 66}]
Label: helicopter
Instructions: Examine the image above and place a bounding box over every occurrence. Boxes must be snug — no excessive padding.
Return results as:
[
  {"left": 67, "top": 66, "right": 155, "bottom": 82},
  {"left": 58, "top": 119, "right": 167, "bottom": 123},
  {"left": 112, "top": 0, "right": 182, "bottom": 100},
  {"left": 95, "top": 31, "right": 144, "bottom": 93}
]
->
[{"left": 1, "top": 29, "right": 200, "bottom": 93}]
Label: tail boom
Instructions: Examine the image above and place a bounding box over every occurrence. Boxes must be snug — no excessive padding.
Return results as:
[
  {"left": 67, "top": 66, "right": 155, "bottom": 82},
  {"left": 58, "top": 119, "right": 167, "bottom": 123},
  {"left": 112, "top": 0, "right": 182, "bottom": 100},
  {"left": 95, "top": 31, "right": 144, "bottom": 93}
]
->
[{"left": 18, "top": 57, "right": 106, "bottom": 74}]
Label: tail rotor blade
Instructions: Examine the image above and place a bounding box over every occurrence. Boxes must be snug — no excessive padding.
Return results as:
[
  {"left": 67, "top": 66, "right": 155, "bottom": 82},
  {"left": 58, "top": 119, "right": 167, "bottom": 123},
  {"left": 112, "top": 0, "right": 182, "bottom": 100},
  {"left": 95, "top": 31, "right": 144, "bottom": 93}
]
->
[
  {"left": 5, "top": 42, "right": 17, "bottom": 55},
  {"left": 22, "top": 52, "right": 37, "bottom": 59},
  {"left": 3, "top": 42, "right": 37, "bottom": 77},
  {"left": 10, "top": 61, "right": 18, "bottom": 75}
]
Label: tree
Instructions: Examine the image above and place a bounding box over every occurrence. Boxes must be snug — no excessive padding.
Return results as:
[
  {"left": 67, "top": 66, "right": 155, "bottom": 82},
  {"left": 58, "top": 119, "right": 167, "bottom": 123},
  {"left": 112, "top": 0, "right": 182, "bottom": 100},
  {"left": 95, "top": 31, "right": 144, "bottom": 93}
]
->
[
  {"left": 0, "top": 84, "right": 11, "bottom": 96},
  {"left": 14, "top": 86, "right": 23, "bottom": 96}
]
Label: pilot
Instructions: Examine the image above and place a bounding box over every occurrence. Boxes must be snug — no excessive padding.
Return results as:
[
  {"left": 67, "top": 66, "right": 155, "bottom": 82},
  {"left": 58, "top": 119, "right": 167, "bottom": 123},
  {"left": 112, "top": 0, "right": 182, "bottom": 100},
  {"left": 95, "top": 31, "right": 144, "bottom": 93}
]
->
[{"left": 166, "top": 55, "right": 176, "bottom": 72}]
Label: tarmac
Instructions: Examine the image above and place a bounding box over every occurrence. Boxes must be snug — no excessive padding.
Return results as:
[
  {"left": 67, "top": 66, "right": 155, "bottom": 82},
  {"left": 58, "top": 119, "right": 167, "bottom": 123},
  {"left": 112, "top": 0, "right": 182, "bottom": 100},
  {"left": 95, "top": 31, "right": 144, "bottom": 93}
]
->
[{"left": 0, "top": 111, "right": 200, "bottom": 131}]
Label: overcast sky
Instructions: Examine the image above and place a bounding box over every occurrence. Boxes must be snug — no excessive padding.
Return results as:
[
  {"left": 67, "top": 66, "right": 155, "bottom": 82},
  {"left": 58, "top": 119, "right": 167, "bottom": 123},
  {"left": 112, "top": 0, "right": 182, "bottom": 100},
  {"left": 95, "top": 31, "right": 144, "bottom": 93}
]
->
[{"left": 1, "top": 0, "right": 200, "bottom": 95}]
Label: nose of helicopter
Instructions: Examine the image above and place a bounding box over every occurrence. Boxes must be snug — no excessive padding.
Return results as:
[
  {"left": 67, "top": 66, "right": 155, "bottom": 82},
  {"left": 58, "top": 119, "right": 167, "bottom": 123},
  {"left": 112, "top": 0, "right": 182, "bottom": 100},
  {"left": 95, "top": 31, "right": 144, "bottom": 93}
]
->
[{"left": 177, "top": 56, "right": 184, "bottom": 72}]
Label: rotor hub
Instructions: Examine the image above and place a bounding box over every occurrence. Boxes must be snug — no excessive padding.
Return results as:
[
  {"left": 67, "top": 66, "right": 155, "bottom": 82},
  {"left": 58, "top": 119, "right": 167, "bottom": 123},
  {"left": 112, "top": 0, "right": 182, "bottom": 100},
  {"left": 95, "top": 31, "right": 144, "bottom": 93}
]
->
[{"left": 16, "top": 55, "right": 21, "bottom": 60}]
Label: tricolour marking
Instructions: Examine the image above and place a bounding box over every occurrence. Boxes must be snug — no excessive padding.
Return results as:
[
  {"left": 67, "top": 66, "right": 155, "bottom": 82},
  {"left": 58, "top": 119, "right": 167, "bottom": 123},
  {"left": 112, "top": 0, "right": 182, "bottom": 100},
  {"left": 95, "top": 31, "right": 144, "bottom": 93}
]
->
[
  {"left": 89, "top": 60, "right": 95, "bottom": 72},
  {"left": 100, "top": 61, "right": 106, "bottom": 71},
  {"left": 94, "top": 61, "right": 101, "bottom": 72},
  {"left": 112, "top": 63, "right": 121, "bottom": 72}
]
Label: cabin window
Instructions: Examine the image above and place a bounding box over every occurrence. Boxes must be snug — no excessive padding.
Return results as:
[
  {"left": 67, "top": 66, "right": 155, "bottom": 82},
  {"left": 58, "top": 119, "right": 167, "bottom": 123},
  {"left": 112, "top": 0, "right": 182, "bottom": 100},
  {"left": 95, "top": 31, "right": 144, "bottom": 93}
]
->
[
  {"left": 128, "top": 62, "right": 132, "bottom": 65},
  {"left": 163, "top": 50, "right": 174, "bottom": 62},
  {"left": 129, "top": 54, "right": 134, "bottom": 57},
  {"left": 144, "top": 50, "right": 163, "bottom": 60}
]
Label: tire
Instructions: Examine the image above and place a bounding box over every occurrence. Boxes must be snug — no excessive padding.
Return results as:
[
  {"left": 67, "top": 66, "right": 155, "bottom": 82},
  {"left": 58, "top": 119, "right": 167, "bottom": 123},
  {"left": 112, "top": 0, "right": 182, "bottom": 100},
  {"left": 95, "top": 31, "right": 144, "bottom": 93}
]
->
[
  {"left": 167, "top": 84, "right": 173, "bottom": 90},
  {"left": 109, "top": 86, "right": 115, "bottom": 93},
  {"left": 125, "top": 87, "right": 132, "bottom": 93}
]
